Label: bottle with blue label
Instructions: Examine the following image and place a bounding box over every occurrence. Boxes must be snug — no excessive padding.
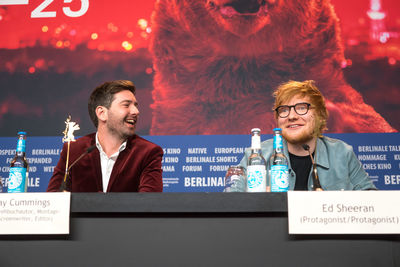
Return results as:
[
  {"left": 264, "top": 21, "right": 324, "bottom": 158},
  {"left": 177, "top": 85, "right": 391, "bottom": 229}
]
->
[
  {"left": 270, "top": 128, "right": 289, "bottom": 192},
  {"left": 246, "top": 128, "right": 268, "bottom": 192},
  {"left": 8, "top": 132, "right": 29, "bottom": 193}
]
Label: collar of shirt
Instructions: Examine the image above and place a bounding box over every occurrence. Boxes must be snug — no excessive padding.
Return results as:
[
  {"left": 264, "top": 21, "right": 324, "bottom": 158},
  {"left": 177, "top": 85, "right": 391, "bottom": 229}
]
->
[{"left": 95, "top": 133, "right": 127, "bottom": 192}]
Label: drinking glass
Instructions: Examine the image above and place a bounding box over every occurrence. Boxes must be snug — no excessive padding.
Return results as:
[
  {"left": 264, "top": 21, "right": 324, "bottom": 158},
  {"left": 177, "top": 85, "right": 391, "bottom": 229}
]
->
[{"left": 223, "top": 166, "right": 246, "bottom": 192}]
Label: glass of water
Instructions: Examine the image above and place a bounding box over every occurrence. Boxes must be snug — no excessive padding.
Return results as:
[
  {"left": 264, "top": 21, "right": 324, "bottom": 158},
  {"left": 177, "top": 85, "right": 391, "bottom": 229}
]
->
[{"left": 223, "top": 166, "right": 246, "bottom": 192}]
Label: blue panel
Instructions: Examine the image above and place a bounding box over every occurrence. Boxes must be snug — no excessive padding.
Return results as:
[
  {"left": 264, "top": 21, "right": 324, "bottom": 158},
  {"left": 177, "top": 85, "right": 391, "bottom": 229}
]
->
[{"left": 0, "top": 133, "right": 399, "bottom": 192}]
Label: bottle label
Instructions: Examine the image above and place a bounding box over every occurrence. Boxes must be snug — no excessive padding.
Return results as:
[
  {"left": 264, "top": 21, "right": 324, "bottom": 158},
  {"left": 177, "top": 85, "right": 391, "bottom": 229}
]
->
[
  {"left": 271, "top": 165, "right": 289, "bottom": 192},
  {"left": 247, "top": 165, "right": 267, "bottom": 192},
  {"left": 16, "top": 138, "right": 26, "bottom": 152},
  {"left": 8, "top": 167, "right": 28, "bottom": 193},
  {"left": 251, "top": 135, "right": 261, "bottom": 150},
  {"left": 273, "top": 134, "right": 283, "bottom": 149}
]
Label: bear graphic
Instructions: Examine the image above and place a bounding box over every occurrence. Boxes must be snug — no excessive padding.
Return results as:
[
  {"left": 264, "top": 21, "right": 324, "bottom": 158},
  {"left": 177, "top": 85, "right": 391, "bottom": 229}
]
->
[{"left": 150, "top": 0, "right": 395, "bottom": 134}]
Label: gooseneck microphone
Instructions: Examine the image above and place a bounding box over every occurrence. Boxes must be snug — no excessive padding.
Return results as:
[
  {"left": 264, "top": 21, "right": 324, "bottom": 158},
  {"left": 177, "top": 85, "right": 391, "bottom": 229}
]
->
[
  {"left": 302, "top": 144, "right": 323, "bottom": 191},
  {"left": 59, "top": 145, "right": 96, "bottom": 192}
]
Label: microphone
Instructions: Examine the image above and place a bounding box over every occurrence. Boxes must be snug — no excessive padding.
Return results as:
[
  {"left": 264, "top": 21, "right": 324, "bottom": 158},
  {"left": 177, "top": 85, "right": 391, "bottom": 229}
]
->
[
  {"left": 302, "top": 144, "right": 323, "bottom": 191},
  {"left": 59, "top": 145, "right": 96, "bottom": 192}
]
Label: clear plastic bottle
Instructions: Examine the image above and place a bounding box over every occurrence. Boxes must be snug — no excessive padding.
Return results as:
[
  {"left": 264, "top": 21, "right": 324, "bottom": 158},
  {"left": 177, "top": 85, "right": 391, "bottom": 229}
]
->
[
  {"left": 246, "top": 128, "right": 268, "bottom": 192},
  {"left": 8, "top": 132, "right": 29, "bottom": 193},
  {"left": 270, "top": 128, "right": 289, "bottom": 192}
]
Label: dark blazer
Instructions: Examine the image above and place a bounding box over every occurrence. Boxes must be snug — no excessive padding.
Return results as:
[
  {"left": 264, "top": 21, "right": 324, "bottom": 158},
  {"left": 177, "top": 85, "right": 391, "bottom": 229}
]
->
[{"left": 47, "top": 133, "right": 163, "bottom": 192}]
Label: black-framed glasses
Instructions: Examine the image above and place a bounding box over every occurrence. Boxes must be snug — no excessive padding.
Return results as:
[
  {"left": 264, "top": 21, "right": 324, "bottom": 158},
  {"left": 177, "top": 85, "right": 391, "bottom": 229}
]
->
[{"left": 275, "top": 102, "right": 311, "bottom": 118}]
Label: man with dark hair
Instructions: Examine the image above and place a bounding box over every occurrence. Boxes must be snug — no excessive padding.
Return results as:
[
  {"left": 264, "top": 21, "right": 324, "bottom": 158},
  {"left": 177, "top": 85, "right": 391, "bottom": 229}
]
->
[
  {"left": 238, "top": 80, "right": 376, "bottom": 191},
  {"left": 47, "top": 80, "right": 163, "bottom": 192}
]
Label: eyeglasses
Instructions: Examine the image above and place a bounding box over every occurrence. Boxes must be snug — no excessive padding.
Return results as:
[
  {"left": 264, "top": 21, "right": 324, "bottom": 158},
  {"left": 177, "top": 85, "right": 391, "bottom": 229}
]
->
[{"left": 275, "top": 102, "right": 311, "bottom": 118}]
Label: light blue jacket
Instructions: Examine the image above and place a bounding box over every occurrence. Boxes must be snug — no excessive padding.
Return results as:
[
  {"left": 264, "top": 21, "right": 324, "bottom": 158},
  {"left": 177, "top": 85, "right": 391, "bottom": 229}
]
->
[{"left": 238, "top": 136, "right": 376, "bottom": 191}]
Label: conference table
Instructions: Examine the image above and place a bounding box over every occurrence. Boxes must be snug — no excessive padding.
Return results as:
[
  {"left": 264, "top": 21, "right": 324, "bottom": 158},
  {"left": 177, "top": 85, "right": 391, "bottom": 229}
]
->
[{"left": 0, "top": 193, "right": 399, "bottom": 266}]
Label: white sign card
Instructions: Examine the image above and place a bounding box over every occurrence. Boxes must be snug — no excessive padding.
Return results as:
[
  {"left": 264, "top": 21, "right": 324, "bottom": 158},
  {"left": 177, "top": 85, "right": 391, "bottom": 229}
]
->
[
  {"left": 0, "top": 192, "right": 71, "bottom": 235},
  {"left": 287, "top": 191, "right": 400, "bottom": 234}
]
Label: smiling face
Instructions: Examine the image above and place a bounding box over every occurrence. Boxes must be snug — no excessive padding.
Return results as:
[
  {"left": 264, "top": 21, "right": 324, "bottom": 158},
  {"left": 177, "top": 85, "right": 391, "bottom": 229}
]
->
[
  {"left": 103, "top": 90, "right": 139, "bottom": 140},
  {"left": 277, "top": 95, "right": 316, "bottom": 145}
]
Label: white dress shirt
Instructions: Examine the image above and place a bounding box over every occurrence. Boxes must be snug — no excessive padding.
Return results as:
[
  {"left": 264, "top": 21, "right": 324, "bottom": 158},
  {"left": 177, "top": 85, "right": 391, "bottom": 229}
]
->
[{"left": 95, "top": 133, "right": 127, "bottom": 192}]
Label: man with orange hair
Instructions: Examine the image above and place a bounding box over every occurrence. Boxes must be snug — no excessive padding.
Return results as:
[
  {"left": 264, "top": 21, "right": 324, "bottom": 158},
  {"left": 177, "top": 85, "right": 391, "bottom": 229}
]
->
[{"left": 238, "top": 80, "right": 376, "bottom": 191}]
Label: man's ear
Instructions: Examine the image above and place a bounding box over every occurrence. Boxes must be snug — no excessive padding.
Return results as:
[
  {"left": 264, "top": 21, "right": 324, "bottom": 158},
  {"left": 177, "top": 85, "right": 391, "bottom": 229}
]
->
[{"left": 96, "top": 106, "right": 107, "bottom": 124}]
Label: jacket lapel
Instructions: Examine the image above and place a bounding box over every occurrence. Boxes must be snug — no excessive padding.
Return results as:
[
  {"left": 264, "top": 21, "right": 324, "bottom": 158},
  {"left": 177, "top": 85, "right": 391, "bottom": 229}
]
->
[
  {"left": 88, "top": 136, "right": 103, "bottom": 192},
  {"left": 106, "top": 135, "right": 136, "bottom": 192},
  {"left": 315, "top": 137, "right": 329, "bottom": 169}
]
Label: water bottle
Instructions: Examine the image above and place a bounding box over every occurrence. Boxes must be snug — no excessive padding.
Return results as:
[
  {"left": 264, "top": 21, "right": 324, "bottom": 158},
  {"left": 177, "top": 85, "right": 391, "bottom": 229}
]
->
[
  {"left": 270, "top": 128, "right": 289, "bottom": 192},
  {"left": 246, "top": 128, "right": 268, "bottom": 192},
  {"left": 7, "top": 132, "right": 29, "bottom": 193}
]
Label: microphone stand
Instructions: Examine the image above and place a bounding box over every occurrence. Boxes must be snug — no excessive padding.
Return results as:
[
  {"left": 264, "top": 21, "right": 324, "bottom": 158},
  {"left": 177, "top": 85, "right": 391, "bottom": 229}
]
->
[
  {"left": 59, "top": 145, "right": 96, "bottom": 192},
  {"left": 302, "top": 144, "right": 323, "bottom": 191}
]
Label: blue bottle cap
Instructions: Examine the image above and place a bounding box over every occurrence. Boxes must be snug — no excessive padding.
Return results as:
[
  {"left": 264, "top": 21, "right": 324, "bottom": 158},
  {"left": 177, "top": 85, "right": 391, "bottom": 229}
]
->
[
  {"left": 17, "top": 131, "right": 27, "bottom": 135},
  {"left": 273, "top": 128, "right": 281, "bottom": 132}
]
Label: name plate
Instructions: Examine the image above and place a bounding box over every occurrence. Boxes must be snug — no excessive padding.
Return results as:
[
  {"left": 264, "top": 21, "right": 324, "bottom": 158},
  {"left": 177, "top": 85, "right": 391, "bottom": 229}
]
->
[
  {"left": 0, "top": 192, "right": 71, "bottom": 235},
  {"left": 287, "top": 191, "right": 400, "bottom": 234}
]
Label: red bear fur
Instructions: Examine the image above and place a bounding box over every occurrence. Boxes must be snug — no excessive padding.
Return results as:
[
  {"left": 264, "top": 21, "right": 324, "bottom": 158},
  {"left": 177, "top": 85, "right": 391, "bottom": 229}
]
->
[{"left": 150, "top": 0, "right": 395, "bottom": 134}]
